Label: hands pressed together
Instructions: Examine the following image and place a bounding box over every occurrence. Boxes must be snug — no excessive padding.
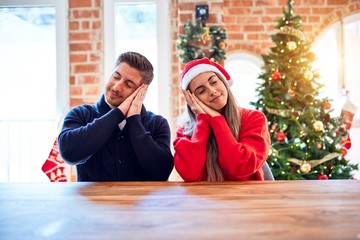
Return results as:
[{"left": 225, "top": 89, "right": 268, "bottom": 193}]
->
[
  {"left": 182, "top": 89, "right": 220, "bottom": 117},
  {"left": 117, "top": 86, "right": 220, "bottom": 119},
  {"left": 118, "top": 84, "right": 148, "bottom": 117}
]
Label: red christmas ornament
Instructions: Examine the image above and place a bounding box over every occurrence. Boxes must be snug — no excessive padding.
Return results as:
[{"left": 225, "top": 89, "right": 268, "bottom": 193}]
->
[
  {"left": 271, "top": 124, "right": 277, "bottom": 131},
  {"left": 273, "top": 97, "right": 281, "bottom": 103},
  {"left": 341, "top": 148, "right": 347, "bottom": 157},
  {"left": 324, "top": 101, "right": 331, "bottom": 110},
  {"left": 324, "top": 114, "right": 331, "bottom": 121},
  {"left": 275, "top": 131, "right": 286, "bottom": 142},
  {"left": 342, "top": 134, "right": 352, "bottom": 149},
  {"left": 317, "top": 173, "right": 329, "bottom": 180},
  {"left": 327, "top": 163, "right": 333, "bottom": 172},
  {"left": 271, "top": 71, "right": 282, "bottom": 81}
]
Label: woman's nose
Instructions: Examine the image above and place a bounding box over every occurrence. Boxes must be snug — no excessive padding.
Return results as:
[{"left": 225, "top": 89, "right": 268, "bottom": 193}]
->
[{"left": 209, "top": 87, "right": 217, "bottom": 96}]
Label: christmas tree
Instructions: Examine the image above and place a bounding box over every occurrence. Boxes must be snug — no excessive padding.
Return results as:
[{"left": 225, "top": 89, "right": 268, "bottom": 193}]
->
[{"left": 252, "top": 0, "right": 358, "bottom": 180}]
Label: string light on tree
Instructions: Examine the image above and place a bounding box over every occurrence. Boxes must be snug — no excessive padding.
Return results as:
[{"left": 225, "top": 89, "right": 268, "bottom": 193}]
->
[{"left": 304, "top": 70, "right": 314, "bottom": 80}]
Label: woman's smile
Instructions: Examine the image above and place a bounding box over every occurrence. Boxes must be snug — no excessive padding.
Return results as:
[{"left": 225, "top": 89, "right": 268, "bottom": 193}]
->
[{"left": 211, "top": 95, "right": 221, "bottom": 103}]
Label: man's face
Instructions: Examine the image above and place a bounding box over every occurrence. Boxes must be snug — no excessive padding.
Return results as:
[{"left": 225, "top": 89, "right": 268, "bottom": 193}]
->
[{"left": 105, "top": 62, "right": 143, "bottom": 107}]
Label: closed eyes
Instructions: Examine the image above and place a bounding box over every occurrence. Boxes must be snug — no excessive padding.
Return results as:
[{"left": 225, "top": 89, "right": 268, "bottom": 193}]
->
[{"left": 113, "top": 72, "right": 136, "bottom": 89}]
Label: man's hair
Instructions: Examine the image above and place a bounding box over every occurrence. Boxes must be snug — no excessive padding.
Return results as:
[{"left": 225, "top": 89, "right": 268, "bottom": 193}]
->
[{"left": 114, "top": 51, "right": 154, "bottom": 84}]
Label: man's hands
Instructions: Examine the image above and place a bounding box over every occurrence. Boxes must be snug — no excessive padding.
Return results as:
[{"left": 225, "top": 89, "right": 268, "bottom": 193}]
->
[
  {"left": 127, "top": 84, "right": 148, "bottom": 117},
  {"left": 182, "top": 89, "right": 220, "bottom": 117},
  {"left": 118, "top": 84, "right": 148, "bottom": 117}
]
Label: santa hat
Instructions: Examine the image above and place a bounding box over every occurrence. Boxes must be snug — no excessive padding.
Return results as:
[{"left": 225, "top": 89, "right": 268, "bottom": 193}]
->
[{"left": 181, "top": 57, "right": 233, "bottom": 89}]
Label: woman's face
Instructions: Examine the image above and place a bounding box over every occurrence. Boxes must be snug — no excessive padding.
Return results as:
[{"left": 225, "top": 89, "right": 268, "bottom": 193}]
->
[{"left": 188, "top": 72, "right": 228, "bottom": 112}]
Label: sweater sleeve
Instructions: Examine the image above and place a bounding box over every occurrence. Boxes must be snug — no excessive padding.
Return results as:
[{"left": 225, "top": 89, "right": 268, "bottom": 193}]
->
[
  {"left": 173, "top": 114, "right": 211, "bottom": 181},
  {"left": 209, "top": 109, "right": 270, "bottom": 179},
  {"left": 126, "top": 114, "right": 174, "bottom": 181},
  {"left": 58, "top": 106, "right": 125, "bottom": 165}
]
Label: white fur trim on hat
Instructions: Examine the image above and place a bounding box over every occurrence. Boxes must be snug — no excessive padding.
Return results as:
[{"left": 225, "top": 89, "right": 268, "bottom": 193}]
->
[{"left": 181, "top": 64, "right": 227, "bottom": 89}]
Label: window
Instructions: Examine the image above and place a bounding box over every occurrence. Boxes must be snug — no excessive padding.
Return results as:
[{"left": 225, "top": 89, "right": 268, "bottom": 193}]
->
[
  {"left": 312, "top": 13, "right": 360, "bottom": 123},
  {"left": 312, "top": 13, "right": 360, "bottom": 178},
  {"left": 0, "top": 0, "right": 68, "bottom": 182},
  {"left": 104, "top": 0, "right": 171, "bottom": 126},
  {"left": 225, "top": 52, "right": 263, "bottom": 110}
]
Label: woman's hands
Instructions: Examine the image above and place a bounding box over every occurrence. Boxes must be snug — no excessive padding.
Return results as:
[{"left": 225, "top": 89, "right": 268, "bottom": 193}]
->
[
  {"left": 119, "top": 84, "right": 148, "bottom": 117},
  {"left": 182, "top": 89, "right": 220, "bottom": 117}
]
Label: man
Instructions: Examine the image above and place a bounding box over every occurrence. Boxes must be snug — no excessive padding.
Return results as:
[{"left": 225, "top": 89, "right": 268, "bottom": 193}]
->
[{"left": 58, "top": 52, "right": 174, "bottom": 181}]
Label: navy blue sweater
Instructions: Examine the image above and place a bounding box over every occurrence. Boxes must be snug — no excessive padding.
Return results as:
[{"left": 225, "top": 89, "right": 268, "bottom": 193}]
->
[{"left": 58, "top": 95, "right": 174, "bottom": 181}]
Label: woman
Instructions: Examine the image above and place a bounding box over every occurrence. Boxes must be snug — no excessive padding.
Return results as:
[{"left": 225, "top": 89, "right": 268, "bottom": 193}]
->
[{"left": 173, "top": 57, "right": 271, "bottom": 181}]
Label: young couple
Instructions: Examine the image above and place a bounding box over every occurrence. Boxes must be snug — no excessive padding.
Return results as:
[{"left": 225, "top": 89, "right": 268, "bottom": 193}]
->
[{"left": 58, "top": 52, "right": 270, "bottom": 182}]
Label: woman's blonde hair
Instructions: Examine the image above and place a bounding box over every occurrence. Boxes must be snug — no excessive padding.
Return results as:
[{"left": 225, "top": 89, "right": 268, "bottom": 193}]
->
[{"left": 177, "top": 73, "right": 241, "bottom": 181}]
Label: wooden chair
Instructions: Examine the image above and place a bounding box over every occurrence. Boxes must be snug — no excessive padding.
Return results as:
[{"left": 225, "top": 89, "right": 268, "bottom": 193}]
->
[{"left": 262, "top": 161, "right": 274, "bottom": 180}]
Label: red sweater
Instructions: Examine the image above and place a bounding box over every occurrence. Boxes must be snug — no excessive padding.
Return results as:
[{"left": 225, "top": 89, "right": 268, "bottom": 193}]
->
[{"left": 173, "top": 108, "right": 271, "bottom": 181}]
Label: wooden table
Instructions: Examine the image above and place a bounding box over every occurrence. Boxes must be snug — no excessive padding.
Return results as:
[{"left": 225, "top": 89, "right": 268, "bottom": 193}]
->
[{"left": 1, "top": 181, "right": 360, "bottom": 240}]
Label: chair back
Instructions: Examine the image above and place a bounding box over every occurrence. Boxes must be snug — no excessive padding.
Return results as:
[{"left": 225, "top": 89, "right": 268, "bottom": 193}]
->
[{"left": 262, "top": 161, "right": 274, "bottom": 180}]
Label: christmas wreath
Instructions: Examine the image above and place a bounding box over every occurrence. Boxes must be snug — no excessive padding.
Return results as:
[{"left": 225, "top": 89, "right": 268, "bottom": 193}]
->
[{"left": 176, "top": 19, "right": 227, "bottom": 64}]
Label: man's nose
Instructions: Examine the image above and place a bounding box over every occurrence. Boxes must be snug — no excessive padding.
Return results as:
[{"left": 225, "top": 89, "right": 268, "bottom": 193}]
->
[{"left": 113, "top": 79, "right": 124, "bottom": 91}]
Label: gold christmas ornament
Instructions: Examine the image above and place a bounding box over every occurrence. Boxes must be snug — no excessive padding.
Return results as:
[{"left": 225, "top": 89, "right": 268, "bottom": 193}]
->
[
  {"left": 201, "top": 27, "right": 211, "bottom": 44},
  {"left": 219, "top": 41, "right": 226, "bottom": 49},
  {"left": 286, "top": 41, "right": 297, "bottom": 51},
  {"left": 306, "top": 52, "right": 315, "bottom": 61},
  {"left": 300, "top": 162, "right": 311, "bottom": 174},
  {"left": 313, "top": 120, "right": 324, "bottom": 132},
  {"left": 288, "top": 152, "right": 340, "bottom": 173}
]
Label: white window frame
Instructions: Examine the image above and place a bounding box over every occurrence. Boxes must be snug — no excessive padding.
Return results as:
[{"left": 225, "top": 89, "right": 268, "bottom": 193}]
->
[
  {"left": 0, "top": 0, "right": 69, "bottom": 123},
  {"left": 313, "top": 13, "right": 360, "bottom": 110},
  {"left": 312, "top": 13, "right": 360, "bottom": 179},
  {"left": 342, "top": 13, "right": 360, "bottom": 91},
  {"left": 0, "top": 0, "right": 68, "bottom": 182},
  {"left": 225, "top": 52, "right": 263, "bottom": 109},
  {"left": 104, "top": 0, "right": 171, "bottom": 126}
]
